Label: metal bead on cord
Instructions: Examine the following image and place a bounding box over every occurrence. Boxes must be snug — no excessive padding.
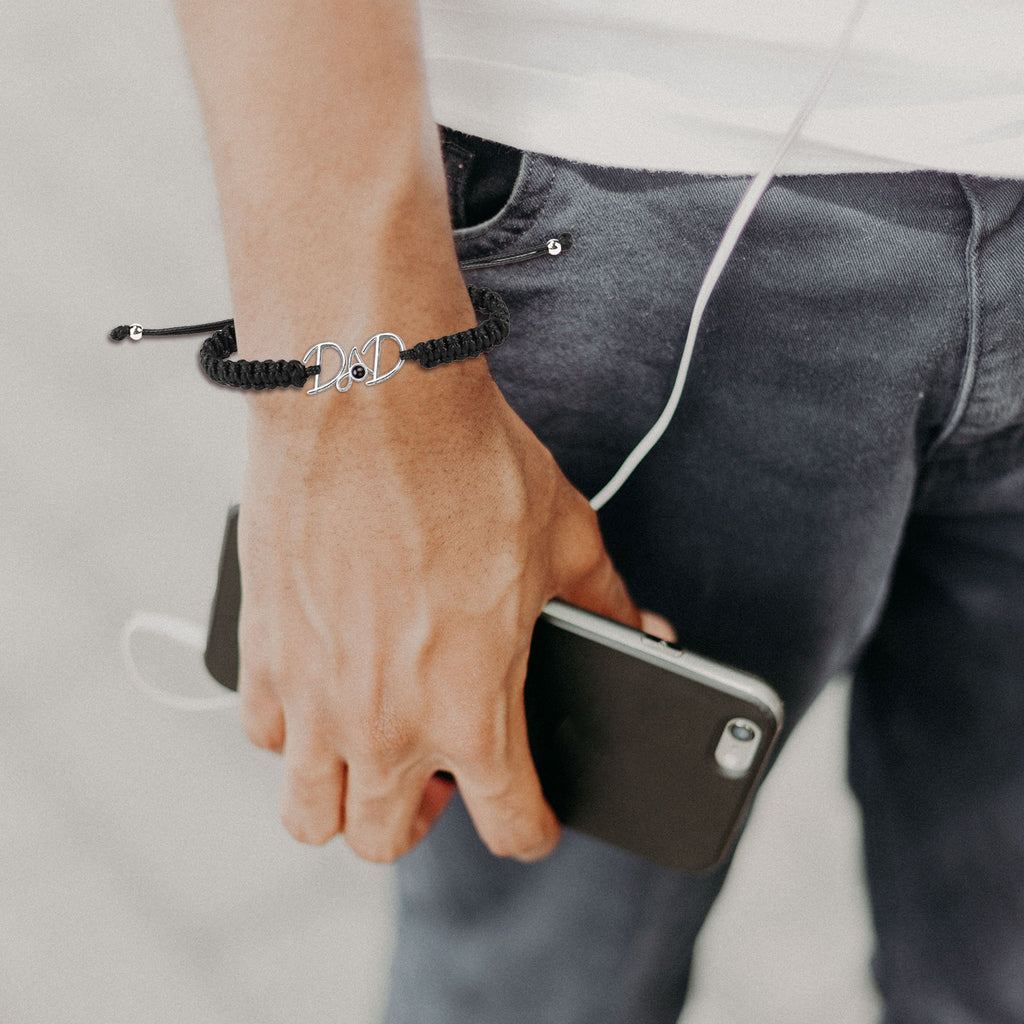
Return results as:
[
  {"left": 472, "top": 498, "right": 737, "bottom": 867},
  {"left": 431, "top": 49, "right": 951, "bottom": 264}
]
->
[{"left": 111, "top": 285, "right": 512, "bottom": 391}]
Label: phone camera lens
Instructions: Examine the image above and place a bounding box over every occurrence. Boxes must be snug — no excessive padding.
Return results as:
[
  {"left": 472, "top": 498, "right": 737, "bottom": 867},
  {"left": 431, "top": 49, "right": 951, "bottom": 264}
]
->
[
  {"left": 729, "top": 721, "right": 756, "bottom": 742},
  {"left": 715, "top": 719, "right": 762, "bottom": 777}
]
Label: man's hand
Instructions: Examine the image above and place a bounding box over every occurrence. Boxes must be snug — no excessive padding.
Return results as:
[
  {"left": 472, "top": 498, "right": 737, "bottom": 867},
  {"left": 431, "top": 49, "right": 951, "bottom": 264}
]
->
[
  {"left": 173, "top": 0, "right": 641, "bottom": 862},
  {"left": 237, "top": 359, "right": 641, "bottom": 863}
]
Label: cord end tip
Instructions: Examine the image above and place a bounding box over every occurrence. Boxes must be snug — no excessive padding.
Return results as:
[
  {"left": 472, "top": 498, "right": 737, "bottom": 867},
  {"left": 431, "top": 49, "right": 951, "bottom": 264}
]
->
[{"left": 109, "top": 324, "right": 144, "bottom": 342}]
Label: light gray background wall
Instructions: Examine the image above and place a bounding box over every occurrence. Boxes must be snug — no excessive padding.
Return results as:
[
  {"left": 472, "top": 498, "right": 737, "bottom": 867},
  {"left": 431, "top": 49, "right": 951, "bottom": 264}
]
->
[{"left": 2, "top": 3, "right": 879, "bottom": 1021}]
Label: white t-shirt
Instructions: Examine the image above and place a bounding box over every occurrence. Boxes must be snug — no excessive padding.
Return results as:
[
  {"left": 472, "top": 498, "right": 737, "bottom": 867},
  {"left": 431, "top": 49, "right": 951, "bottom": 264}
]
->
[{"left": 420, "top": 0, "right": 1024, "bottom": 176}]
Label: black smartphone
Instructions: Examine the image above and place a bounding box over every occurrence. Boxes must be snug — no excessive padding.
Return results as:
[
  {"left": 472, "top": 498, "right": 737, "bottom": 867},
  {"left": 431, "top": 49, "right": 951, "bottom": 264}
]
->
[{"left": 205, "top": 506, "right": 783, "bottom": 873}]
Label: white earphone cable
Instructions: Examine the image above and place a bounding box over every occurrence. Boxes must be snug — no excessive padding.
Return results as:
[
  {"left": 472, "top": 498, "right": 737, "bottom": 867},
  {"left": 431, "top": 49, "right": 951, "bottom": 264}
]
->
[
  {"left": 122, "top": 0, "right": 869, "bottom": 710},
  {"left": 589, "top": 0, "right": 869, "bottom": 511},
  {"left": 120, "top": 610, "right": 240, "bottom": 711}
]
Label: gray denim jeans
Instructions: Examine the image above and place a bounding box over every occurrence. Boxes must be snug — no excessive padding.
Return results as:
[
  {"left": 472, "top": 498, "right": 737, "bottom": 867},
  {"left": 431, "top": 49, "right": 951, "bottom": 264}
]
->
[{"left": 384, "top": 133, "right": 1024, "bottom": 1024}]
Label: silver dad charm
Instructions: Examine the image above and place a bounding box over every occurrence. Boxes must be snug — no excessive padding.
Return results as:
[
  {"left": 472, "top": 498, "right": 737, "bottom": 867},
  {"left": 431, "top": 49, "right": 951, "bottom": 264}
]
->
[{"left": 303, "top": 333, "right": 405, "bottom": 395}]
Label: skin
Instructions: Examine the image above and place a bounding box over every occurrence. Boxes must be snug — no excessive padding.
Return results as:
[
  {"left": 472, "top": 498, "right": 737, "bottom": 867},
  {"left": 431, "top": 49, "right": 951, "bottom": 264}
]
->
[{"left": 174, "top": 0, "right": 647, "bottom": 863}]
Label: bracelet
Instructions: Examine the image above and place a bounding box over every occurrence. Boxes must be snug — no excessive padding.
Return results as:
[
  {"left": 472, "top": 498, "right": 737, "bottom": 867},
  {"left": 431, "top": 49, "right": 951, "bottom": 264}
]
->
[{"left": 109, "top": 284, "right": 510, "bottom": 393}]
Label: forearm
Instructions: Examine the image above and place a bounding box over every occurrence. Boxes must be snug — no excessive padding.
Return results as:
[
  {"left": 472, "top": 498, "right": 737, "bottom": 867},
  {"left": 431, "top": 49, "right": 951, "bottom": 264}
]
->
[
  {"left": 173, "top": 0, "right": 474, "bottom": 393},
  {"left": 173, "top": 0, "right": 639, "bottom": 864}
]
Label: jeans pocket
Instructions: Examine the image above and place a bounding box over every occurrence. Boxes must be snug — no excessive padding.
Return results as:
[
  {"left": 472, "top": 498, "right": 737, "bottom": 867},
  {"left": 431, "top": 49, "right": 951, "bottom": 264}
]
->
[
  {"left": 439, "top": 125, "right": 557, "bottom": 259},
  {"left": 441, "top": 126, "right": 523, "bottom": 230}
]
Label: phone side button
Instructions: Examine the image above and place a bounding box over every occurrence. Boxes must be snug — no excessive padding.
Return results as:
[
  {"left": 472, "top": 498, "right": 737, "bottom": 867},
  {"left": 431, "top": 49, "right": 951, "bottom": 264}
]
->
[{"left": 640, "top": 635, "right": 684, "bottom": 657}]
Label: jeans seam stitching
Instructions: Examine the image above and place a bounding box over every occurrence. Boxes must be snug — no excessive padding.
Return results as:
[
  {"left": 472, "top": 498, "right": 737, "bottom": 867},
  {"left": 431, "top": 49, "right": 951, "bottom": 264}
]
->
[{"left": 927, "top": 176, "right": 983, "bottom": 455}]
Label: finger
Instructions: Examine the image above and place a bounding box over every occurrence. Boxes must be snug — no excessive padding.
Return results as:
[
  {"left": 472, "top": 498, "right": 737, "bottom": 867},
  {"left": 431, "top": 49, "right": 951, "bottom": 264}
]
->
[
  {"left": 408, "top": 772, "right": 458, "bottom": 845},
  {"left": 455, "top": 687, "right": 560, "bottom": 862},
  {"left": 238, "top": 674, "right": 286, "bottom": 753},
  {"left": 639, "top": 609, "right": 678, "bottom": 643},
  {"left": 559, "top": 546, "right": 642, "bottom": 630},
  {"left": 343, "top": 760, "right": 439, "bottom": 863},
  {"left": 280, "top": 731, "right": 345, "bottom": 845},
  {"left": 550, "top": 493, "right": 642, "bottom": 629}
]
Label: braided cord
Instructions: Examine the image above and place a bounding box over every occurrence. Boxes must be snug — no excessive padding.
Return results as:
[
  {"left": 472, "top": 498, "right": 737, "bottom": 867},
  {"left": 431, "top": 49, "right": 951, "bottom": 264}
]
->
[
  {"left": 197, "top": 286, "right": 509, "bottom": 390},
  {"left": 198, "top": 324, "right": 317, "bottom": 390},
  {"left": 399, "top": 286, "right": 510, "bottom": 368}
]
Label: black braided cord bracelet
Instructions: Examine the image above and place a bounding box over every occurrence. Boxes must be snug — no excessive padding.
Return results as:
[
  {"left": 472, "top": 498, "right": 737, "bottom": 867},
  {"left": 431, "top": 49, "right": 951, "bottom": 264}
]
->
[{"left": 109, "top": 284, "right": 510, "bottom": 392}]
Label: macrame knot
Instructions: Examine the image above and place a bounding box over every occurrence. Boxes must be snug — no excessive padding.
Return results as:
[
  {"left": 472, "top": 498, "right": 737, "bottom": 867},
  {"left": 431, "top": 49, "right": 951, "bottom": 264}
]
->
[
  {"left": 400, "top": 286, "right": 510, "bottom": 369},
  {"left": 111, "top": 285, "right": 510, "bottom": 390}
]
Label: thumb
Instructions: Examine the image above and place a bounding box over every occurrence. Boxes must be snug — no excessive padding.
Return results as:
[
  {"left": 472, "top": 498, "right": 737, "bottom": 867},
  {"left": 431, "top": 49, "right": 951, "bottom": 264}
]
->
[
  {"left": 639, "top": 609, "right": 677, "bottom": 643},
  {"left": 557, "top": 545, "right": 642, "bottom": 630}
]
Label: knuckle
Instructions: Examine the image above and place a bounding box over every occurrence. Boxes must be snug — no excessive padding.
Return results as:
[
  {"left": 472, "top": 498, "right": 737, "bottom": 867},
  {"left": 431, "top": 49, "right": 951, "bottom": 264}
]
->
[
  {"left": 239, "top": 700, "right": 285, "bottom": 752},
  {"left": 236, "top": 646, "right": 277, "bottom": 698},
  {"left": 288, "top": 755, "right": 343, "bottom": 797},
  {"left": 447, "top": 716, "right": 503, "bottom": 768},
  {"left": 562, "top": 486, "right": 600, "bottom": 535},
  {"left": 280, "top": 754, "right": 344, "bottom": 845},
  {"left": 348, "top": 717, "right": 418, "bottom": 771},
  {"left": 561, "top": 503, "right": 608, "bottom": 570}
]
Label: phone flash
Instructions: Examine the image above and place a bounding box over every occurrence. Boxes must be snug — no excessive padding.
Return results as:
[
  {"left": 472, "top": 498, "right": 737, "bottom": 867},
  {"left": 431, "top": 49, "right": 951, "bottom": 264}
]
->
[{"left": 714, "top": 718, "right": 763, "bottom": 778}]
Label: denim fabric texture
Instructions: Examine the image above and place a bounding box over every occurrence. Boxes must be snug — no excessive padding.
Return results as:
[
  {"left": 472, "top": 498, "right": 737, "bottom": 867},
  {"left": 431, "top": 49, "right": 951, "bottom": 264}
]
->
[{"left": 384, "top": 132, "right": 1024, "bottom": 1024}]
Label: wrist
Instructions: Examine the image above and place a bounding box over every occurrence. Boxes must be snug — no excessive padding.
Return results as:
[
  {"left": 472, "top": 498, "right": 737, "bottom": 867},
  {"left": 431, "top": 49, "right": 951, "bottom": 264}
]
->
[
  {"left": 238, "top": 278, "right": 505, "bottom": 430},
  {"left": 244, "top": 343, "right": 499, "bottom": 439},
  {"left": 228, "top": 150, "right": 466, "bottom": 356},
  {"left": 225, "top": 283, "right": 504, "bottom": 393}
]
